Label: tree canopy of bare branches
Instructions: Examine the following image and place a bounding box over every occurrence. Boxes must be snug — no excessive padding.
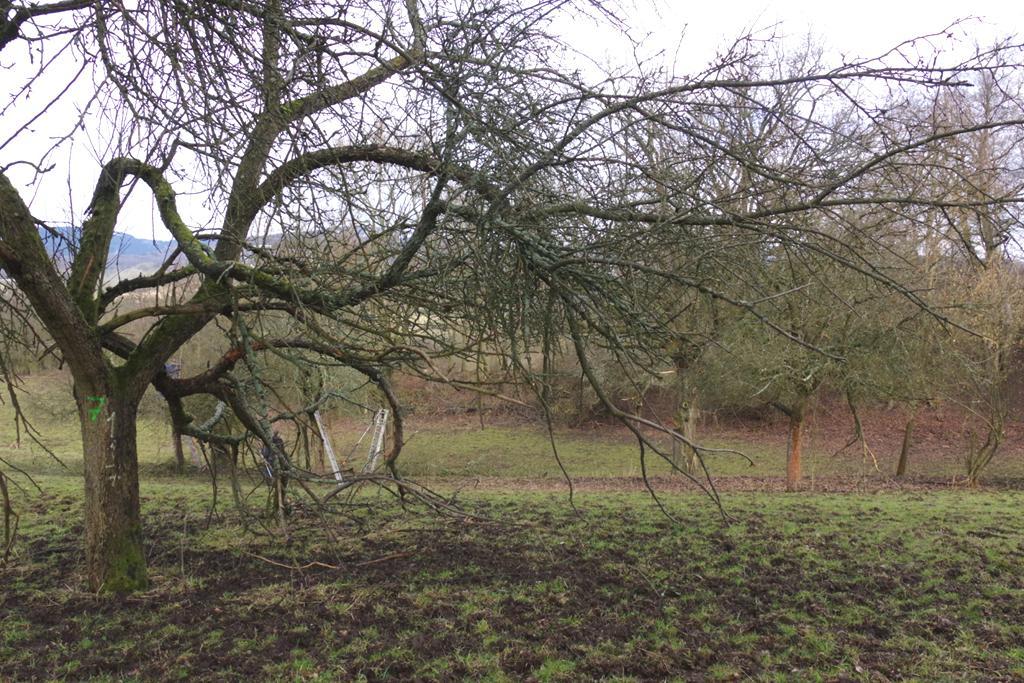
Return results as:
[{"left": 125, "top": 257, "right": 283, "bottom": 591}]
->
[{"left": 1, "top": 1, "right": 1022, "bottom": 591}]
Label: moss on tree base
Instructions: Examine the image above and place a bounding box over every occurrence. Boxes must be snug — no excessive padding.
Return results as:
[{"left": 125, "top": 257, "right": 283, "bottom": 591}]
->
[{"left": 94, "top": 525, "right": 148, "bottom": 594}]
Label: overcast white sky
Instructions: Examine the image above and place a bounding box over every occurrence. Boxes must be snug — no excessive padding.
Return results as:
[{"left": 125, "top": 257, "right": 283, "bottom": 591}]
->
[
  {"left": 582, "top": 0, "right": 1021, "bottom": 70},
  {"left": 1, "top": 0, "right": 1021, "bottom": 241}
]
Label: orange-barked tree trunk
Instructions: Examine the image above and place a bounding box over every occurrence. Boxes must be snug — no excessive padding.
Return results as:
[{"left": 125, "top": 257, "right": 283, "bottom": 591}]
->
[{"left": 895, "top": 406, "right": 918, "bottom": 478}]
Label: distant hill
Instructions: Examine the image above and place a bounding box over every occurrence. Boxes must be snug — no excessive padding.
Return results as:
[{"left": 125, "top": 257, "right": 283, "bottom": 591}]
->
[
  {"left": 38, "top": 226, "right": 181, "bottom": 281},
  {"left": 34, "top": 226, "right": 282, "bottom": 282},
  {"left": 105, "top": 232, "right": 178, "bottom": 279}
]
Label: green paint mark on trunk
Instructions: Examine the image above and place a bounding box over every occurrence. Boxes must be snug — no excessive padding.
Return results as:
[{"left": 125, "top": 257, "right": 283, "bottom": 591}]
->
[{"left": 86, "top": 396, "right": 106, "bottom": 421}]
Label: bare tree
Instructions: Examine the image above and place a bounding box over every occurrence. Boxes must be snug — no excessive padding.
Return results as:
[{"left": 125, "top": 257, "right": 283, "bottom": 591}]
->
[
  {"left": 909, "top": 70, "right": 1024, "bottom": 484},
  {"left": 1, "top": 3, "right": 1023, "bottom": 592}
]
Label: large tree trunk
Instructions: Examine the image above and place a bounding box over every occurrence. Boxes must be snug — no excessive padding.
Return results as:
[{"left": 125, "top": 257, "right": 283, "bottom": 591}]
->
[
  {"left": 786, "top": 411, "right": 805, "bottom": 492},
  {"left": 78, "top": 387, "right": 147, "bottom": 593}
]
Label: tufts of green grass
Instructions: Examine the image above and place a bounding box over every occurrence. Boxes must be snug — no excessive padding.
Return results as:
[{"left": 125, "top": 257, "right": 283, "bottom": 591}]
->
[{"left": 4, "top": 479, "right": 1024, "bottom": 681}]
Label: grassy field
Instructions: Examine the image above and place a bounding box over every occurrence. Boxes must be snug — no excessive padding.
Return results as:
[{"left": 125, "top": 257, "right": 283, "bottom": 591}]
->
[
  {"left": 3, "top": 475, "right": 1024, "bottom": 681},
  {"left": 396, "top": 423, "right": 1024, "bottom": 482},
  {"left": 3, "top": 373, "right": 1024, "bottom": 680},
  {"left": 8, "top": 405, "right": 1024, "bottom": 484}
]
